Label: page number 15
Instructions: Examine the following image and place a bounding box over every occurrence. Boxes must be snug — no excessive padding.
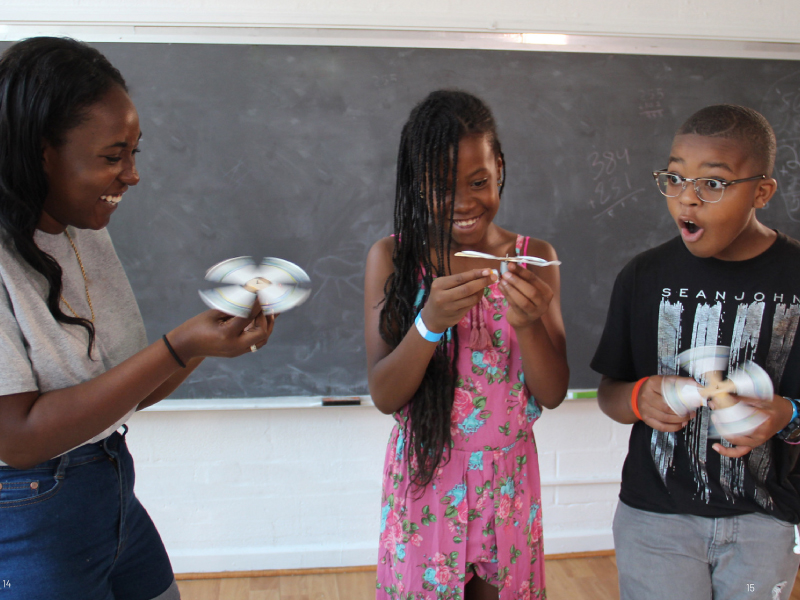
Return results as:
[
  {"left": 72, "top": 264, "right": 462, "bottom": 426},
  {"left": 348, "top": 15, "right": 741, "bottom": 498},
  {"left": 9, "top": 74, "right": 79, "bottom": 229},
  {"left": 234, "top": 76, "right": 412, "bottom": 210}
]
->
[{"left": 747, "top": 584, "right": 755, "bottom": 592}]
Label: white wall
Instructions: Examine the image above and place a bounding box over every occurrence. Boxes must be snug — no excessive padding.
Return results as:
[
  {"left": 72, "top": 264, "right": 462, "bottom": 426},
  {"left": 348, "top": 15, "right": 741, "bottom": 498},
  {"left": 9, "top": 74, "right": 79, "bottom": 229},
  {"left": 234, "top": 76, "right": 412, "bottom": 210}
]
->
[
  {"left": 127, "top": 399, "right": 630, "bottom": 573},
  {"left": 4, "top": 0, "right": 796, "bottom": 574}
]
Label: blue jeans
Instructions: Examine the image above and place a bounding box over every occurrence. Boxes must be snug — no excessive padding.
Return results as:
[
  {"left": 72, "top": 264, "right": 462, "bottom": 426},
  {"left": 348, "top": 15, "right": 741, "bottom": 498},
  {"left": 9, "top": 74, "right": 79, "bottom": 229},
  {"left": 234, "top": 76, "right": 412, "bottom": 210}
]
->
[
  {"left": 613, "top": 500, "right": 800, "bottom": 600},
  {"left": 0, "top": 427, "right": 179, "bottom": 600}
]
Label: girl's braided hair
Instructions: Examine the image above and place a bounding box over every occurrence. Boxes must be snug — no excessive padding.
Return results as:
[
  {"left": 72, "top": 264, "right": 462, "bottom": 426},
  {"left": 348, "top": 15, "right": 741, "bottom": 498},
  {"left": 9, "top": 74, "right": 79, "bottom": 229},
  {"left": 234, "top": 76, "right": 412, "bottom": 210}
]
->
[{"left": 380, "top": 89, "right": 504, "bottom": 488}]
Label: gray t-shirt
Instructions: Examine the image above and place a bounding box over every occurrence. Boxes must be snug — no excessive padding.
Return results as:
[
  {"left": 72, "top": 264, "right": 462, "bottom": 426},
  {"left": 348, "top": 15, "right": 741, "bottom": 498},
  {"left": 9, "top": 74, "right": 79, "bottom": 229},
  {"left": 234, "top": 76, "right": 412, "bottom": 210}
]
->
[{"left": 0, "top": 226, "right": 148, "bottom": 462}]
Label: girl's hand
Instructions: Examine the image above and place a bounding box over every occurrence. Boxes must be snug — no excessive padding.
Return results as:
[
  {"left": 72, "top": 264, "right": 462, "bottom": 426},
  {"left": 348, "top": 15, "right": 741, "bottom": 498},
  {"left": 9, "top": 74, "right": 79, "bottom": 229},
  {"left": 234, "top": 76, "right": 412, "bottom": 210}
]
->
[
  {"left": 421, "top": 268, "right": 497, "bottom": 334},
  {"left": 499, "top": 262, "right": 553, "bottom": 329},
  {"left": 166, "top": 302, "right": 275, "bottom": 361},
  {"left": 638, "top": 375, "right": 697, "bottom": 432},
  {"left": 711, "top": 394, "right": 794, "bottom": 458}
]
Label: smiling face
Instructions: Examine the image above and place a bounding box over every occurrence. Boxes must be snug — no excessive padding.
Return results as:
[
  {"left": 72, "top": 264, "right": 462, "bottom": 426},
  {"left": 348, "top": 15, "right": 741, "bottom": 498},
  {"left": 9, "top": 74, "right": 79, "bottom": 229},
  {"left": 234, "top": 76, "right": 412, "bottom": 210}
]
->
[
  {"left": 433, "top": 133, "right": 503, "bottom": 251},
  {"left": 665, "top": 133, "right": 777, "bottom": 261},
  {"left": 39, "top": 84, "right": 141, "bottom": 233}
]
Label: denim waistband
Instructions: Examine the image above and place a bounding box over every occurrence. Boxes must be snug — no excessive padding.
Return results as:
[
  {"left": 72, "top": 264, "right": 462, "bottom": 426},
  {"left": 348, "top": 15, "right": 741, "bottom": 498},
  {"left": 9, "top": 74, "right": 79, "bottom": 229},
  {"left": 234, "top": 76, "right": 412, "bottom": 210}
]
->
[{"left": 0, "top": 426, "right": 127, "bottom": 472}]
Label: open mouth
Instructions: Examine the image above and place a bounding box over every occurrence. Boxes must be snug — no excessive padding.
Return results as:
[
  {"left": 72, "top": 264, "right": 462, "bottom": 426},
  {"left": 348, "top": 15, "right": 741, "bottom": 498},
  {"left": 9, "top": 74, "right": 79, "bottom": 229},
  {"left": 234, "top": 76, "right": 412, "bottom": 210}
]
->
[
  {"left": 101, "top": 195, "right": 122, "bottom": 206},
  {"left": 680, "top": 219, "right": 704, "bottom": 242}
]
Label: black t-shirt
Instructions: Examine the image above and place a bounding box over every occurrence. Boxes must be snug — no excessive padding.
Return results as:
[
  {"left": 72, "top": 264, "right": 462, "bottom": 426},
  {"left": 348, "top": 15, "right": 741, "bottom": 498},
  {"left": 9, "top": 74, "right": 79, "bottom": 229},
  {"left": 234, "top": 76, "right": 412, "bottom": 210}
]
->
[{"left": 591, "top": 233, "right": 800, "bottom": 522}]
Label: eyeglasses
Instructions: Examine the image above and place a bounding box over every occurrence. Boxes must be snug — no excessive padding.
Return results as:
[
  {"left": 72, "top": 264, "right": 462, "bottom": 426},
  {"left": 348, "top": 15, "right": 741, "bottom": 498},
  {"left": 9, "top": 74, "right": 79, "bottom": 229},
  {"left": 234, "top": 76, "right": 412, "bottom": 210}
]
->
[{"left": 652, "top": 170, "right": 766, "bottom": 204}]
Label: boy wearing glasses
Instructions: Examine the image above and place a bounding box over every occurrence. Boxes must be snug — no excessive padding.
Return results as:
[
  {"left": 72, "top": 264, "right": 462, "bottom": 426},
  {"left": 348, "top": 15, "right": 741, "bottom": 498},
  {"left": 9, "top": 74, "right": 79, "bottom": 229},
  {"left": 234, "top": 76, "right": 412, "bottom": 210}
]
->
[{"left": 592, "top": 105, "right": 800, "bottom": 600}]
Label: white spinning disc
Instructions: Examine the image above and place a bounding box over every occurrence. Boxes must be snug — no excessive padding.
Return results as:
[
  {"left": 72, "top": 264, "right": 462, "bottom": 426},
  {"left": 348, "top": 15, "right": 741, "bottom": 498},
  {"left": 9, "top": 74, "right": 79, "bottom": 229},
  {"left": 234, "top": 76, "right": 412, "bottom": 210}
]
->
[
  {"left": 677, "top": 345, "right": 730, "bottom": 379},
  {"left": 711, "top": 404, "right": 770, "bottom": 438},
  {"left": 199, "top": 256, "right": 311, "bottom": 318},
  {"left": 204, "top": 256, "right": 262, "bottom": 285},
  {"left": 727, "top": 363, "right": 773, "bottom": 400},
  {"left": 661, "top": 378, "right": 706, "bottom": 417},
  {"left": 198, "top": 285, "right": 257, "bottom": 319}
]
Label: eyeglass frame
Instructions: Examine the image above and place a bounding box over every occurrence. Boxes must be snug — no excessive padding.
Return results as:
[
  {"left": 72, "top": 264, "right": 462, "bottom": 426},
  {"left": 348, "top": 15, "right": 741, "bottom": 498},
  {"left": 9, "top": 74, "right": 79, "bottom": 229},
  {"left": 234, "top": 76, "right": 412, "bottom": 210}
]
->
[{"left": 651, "top": 170, "right": 767, "bottom": 204}]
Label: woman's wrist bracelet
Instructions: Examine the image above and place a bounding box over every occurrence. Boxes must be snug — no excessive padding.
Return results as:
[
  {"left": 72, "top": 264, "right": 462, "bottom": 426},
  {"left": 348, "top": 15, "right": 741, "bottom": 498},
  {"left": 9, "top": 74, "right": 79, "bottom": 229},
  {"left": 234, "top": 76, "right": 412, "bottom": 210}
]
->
[
  {"left": 162, "top": 334, "right": 187, "bottom": 368},
  {"left": 631, "top": 377, "right": 649, "bottom": 421},
  {"left": 414, "top": 312, "right": 444, "bottom": 343}
]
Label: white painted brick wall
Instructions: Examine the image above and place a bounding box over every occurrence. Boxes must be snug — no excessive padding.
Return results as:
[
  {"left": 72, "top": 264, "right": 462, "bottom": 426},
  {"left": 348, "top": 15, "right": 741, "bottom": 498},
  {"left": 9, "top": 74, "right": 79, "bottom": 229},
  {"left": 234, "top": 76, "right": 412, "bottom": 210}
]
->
[{"left": 124, "top": 399, "right": 632, "bottom": 572}]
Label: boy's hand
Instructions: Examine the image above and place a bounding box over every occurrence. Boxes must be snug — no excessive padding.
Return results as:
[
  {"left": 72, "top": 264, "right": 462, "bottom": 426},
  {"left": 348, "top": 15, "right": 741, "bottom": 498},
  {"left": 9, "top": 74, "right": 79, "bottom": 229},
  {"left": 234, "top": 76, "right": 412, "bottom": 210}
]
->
[
  {"left": 637, "top": 375, "right": 697, "bottom": 432},
  {"left": 712, "top": 394, "right": 794, "bottom": 458},
  {"left": 421, "top": 269, "right": 497, "bottom": 334},
  {"left": 499, "top": 262, "right": 554, "bottom": 329}
]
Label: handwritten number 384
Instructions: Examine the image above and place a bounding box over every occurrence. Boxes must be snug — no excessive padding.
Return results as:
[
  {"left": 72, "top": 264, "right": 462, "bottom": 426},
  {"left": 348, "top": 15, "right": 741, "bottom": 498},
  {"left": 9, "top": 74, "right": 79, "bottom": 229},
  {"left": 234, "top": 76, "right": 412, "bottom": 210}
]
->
[{"left": 589, "top": 149, "right": 631, "bottom": 180}]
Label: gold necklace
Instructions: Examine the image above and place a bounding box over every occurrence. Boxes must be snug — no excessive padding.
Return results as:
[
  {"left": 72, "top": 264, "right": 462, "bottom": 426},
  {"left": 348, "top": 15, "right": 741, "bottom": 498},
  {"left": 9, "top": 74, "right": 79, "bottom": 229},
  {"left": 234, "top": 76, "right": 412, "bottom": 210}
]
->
[{"left": 60, "top": 229, "right": 95, "bottom": 323}]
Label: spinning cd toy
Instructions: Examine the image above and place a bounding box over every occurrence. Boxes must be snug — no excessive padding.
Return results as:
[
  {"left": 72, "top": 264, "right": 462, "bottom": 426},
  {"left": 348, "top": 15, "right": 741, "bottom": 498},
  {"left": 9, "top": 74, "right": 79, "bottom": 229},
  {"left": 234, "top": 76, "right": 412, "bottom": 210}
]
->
[
  {"left": 661, "top": 345, "right": 773, "bottom": 439},
  {"left": 199, "top": 256, "right": 311, "bottom": 318},
  {"left": 454, "top": 250, "right": 561, "bottom": 270}
]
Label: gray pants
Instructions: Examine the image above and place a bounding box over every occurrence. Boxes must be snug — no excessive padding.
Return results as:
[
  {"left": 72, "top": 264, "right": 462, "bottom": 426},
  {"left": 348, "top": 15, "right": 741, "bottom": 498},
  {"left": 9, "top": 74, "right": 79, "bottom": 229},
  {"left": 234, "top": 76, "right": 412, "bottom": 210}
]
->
[{"left": 613, "top": 501, "right": 800, "bottom": 600}]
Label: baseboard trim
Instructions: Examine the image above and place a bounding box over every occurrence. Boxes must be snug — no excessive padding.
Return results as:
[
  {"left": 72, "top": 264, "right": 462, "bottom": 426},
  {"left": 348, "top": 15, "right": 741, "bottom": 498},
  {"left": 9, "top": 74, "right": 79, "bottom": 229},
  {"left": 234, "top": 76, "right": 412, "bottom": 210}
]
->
[
  {"left": 545, "top": 549, "right": 616, "bottom": 560},
  {"left": 175, "top": 550, "right": 616, "bottom": 580},
  {"left": 176, "top": 564, "right": 376, "bottom": 581}
]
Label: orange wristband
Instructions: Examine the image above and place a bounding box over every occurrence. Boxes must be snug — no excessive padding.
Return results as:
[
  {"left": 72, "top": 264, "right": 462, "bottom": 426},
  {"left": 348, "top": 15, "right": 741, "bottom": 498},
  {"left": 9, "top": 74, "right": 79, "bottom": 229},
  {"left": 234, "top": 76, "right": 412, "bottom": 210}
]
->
[{"left": 631, "top": 377, "right": 649, "bottom": 421}]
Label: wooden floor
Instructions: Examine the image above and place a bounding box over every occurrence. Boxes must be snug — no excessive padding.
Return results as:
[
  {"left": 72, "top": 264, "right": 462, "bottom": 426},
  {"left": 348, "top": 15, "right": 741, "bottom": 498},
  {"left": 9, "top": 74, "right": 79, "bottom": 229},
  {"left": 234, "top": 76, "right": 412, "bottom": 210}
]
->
[{"left": 176, "top": 556, "right": 800, "bottom": 600}]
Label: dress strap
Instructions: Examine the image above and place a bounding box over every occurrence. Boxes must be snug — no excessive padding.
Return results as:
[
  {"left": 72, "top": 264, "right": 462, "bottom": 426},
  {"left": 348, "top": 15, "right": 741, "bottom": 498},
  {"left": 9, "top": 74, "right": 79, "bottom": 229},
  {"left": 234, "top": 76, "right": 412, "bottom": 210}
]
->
[{"left": 514, "top": 234, "right": 531, "bottom": 264}]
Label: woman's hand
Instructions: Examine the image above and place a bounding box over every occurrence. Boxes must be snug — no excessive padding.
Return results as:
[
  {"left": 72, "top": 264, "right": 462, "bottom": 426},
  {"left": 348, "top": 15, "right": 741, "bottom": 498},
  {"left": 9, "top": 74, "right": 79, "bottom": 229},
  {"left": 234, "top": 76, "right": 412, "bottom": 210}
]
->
[
  {"left": 498, "top": 262, "right": 553, "bottom": 330},
  {"left": 166, "top": 302, "right": 275, "bottom": 362},
  {"left": 420, "top": 268, "right": 497, "bottom": 334}
]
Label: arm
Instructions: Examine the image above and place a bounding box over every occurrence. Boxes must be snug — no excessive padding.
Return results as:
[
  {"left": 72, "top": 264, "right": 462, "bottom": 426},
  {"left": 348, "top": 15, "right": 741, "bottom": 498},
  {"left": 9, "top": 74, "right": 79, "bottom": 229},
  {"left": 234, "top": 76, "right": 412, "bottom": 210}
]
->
[
  {"left": 364, "top": 237, "right": 496, "bottom": 415},
  {"left": 136, "top": 313, "right": 277, "bottom": 410},
  {"left": 136, "top": 357, "right": 204, "bottom": 410},
  {"left": 0, "top": 307, "right": 273, "bottom": 468},
  {"left": 497, "top": 244, "right": 568, "bottom": 409}
]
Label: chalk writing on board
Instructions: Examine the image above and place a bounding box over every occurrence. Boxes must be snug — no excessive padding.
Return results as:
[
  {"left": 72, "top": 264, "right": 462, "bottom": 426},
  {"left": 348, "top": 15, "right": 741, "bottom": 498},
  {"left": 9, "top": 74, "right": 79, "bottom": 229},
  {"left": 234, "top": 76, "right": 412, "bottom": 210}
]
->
[
  {"left": 639, "top": 88, "right": 665, "bottom": 120},
  {"left": 588, "top": 148, "right": 646, "bottom": 219},
  {"left": 762, "top": 72, "right": 800, "bottom": 222}
]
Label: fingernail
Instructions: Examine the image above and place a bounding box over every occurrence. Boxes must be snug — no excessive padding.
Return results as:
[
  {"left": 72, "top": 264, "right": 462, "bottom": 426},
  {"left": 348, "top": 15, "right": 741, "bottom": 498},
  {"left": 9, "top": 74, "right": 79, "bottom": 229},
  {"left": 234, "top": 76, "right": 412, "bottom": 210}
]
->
[{"left": 503, "top": 272, "right": 512, "bottom": 280}]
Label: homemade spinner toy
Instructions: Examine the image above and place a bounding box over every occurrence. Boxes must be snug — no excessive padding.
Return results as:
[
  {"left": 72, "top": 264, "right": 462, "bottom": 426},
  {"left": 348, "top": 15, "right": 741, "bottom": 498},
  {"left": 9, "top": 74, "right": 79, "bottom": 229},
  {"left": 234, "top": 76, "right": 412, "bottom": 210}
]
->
[
  {"left": 454, "top": 250, "right": 562, "bottom": 272},
  {"left": 199, "top": 256, "right": 311, "bottom": 318},
  {"left": 660, "top": 345, "right": 773, "bottom": 439}
]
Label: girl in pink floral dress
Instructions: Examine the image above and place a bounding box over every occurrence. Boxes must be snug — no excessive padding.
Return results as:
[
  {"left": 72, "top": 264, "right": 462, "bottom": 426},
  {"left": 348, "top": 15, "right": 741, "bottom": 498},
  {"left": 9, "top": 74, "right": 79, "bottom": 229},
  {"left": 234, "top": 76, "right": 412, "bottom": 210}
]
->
[{"left": 364, "top": 90, "right": 569, "bottom": 600}]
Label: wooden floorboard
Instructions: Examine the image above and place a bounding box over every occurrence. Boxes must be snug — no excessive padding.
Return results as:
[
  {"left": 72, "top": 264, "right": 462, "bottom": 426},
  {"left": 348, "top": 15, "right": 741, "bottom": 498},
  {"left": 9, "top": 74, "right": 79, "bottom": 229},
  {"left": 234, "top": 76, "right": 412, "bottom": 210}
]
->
[{"left": 176, "top": 556, "right": 800, "bottom": 600}]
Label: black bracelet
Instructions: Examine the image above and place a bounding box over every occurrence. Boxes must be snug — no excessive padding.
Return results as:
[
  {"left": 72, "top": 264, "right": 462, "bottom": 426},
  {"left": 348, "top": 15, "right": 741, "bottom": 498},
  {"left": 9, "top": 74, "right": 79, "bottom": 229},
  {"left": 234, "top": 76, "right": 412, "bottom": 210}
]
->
[{"left": 162, "top": 334, "right": 186, "bottom": 368}]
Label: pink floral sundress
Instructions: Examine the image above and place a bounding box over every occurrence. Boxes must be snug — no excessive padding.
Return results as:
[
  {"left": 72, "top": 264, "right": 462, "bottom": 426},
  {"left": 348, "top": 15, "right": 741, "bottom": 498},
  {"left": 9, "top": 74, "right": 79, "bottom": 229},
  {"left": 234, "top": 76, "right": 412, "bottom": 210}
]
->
[{"left": 377, "top": 235, "right": 545, "bottom": 600}]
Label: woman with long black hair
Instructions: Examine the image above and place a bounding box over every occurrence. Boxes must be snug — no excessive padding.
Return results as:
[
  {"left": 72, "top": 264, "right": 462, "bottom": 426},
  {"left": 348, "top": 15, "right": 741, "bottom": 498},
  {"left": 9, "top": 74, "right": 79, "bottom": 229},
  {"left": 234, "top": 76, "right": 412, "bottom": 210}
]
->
[{"left": 0, "top": 37, "right": 274, "bottom": 600}]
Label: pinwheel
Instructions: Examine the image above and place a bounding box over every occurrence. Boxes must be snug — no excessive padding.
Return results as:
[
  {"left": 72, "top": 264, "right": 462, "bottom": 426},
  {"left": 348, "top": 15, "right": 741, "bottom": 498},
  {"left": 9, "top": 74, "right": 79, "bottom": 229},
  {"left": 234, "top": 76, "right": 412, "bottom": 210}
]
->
[
  {"left": 454, "top": 250, "right": 561, "bottom": 270},
  {"left": 199, "top": 256, "right": 311, "bottom": 318},
  {"left": 660, "top": 345, "right": 772, "bottom": 439}
]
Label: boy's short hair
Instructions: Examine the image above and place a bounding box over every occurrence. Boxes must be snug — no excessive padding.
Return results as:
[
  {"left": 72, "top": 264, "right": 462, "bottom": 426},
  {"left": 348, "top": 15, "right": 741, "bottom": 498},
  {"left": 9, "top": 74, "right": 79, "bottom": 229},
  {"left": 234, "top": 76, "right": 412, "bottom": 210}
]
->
[{"left": 677, "top": 104, "right": 776, "bottom": 175}]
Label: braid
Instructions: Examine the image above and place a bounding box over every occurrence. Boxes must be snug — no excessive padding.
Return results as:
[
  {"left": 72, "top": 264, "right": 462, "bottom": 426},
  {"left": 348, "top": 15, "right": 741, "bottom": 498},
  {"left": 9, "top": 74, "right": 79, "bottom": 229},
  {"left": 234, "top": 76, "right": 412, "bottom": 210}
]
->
[
  {"left": 380, "top": 90, "right": 504, "bottom": 488},
  {"left": 0, "top": 38, "right": 127, "bottom": 356}
]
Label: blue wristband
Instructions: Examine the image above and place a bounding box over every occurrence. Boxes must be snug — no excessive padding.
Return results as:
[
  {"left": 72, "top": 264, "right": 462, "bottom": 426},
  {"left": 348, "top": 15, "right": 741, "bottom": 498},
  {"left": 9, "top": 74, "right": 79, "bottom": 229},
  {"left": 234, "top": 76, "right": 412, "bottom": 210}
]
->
[
  {"left": 777, "top": 397, "right": 800, "bottom": 443},
  {"left": 414, "top": 312, "right": 444, "bottom": 342},
  {"left": 789, "top": 398, "right": 799, "bottom": 424}
]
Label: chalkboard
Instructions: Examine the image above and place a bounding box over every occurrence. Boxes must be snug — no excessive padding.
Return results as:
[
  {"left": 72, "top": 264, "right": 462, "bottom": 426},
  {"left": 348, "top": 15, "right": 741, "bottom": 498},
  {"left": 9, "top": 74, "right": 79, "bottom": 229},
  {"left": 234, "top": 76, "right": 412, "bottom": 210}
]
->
[{"left": 6, "top": 41, "right": 800, "bottom": 397}]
